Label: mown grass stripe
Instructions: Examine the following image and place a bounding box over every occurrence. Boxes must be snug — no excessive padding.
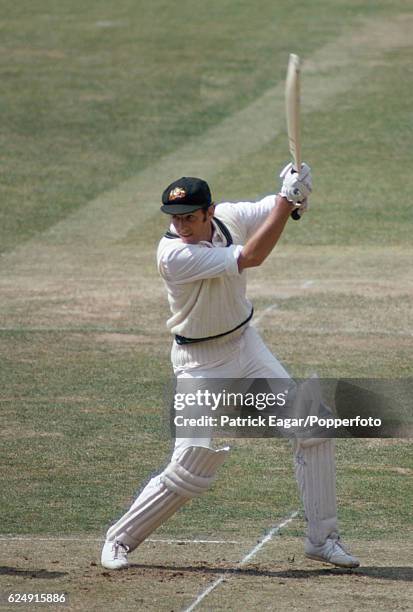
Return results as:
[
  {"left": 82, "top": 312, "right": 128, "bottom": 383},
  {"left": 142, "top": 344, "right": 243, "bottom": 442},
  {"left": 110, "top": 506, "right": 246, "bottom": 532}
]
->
[{"left": 2, "top": 14, "right": 412, "bottom": 259}]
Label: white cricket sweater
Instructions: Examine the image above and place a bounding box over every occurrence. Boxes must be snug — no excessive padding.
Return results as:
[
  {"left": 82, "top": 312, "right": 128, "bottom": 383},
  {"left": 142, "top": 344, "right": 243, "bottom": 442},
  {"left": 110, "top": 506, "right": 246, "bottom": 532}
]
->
[{"left": 157, "top": 195, "right": 276, "bottom": 341}]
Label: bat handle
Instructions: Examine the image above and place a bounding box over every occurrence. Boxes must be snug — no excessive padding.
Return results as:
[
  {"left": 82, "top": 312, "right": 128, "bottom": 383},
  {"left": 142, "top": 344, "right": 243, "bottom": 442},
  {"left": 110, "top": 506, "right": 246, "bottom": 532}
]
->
[{"left": 290, "top": 164, "right": 302, "bottom": 220}]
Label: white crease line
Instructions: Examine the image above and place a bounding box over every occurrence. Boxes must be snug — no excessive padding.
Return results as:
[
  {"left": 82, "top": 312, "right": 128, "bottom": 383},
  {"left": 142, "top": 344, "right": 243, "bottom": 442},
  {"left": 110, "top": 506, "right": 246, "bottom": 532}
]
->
[
  {"left": 150, "top": 538, "right": 243, "bottom": 545},
  {"left": 239, "top": 511, "right": 299, "bottom": 565},
  {"left": 0, "top": 536, "right": 243, "bottom": 545},
  {"left": 182, "top": 510, "right": 299, "bottom": 612}
]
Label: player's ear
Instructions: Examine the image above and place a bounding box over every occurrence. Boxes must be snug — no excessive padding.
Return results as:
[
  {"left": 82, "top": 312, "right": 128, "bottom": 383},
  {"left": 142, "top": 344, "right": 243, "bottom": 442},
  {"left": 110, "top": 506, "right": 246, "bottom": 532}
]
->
[{"left": 207, "top": 203, "right": 215, "bottom": 219}]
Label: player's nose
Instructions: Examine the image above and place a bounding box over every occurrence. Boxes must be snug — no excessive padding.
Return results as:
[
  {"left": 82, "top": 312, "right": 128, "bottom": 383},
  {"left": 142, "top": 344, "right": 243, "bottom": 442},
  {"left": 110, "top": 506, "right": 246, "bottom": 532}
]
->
[{"left": 175, "top": 218, "right": 187, "bottom": 231}]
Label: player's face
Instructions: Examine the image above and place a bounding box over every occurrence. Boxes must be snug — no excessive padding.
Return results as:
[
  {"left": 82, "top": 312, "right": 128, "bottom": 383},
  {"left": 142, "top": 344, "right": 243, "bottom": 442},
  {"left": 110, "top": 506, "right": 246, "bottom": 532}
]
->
[{"left": 171, "top": 207, "right": 214, "bottom": 244}]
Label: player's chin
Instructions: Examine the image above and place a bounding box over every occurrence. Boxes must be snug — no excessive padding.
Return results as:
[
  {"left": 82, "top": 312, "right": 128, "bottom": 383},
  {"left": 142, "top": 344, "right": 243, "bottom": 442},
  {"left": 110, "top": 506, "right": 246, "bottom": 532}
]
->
[{"left": 180, "top": 235, "right": 195, "bottom": 244}]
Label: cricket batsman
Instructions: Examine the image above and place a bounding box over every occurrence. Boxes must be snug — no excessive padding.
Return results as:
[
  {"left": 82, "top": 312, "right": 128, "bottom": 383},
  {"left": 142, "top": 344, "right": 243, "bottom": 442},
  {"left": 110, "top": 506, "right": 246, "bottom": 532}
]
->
[{"left": 101, "top": 167, "right": 360, "bottom": 570}]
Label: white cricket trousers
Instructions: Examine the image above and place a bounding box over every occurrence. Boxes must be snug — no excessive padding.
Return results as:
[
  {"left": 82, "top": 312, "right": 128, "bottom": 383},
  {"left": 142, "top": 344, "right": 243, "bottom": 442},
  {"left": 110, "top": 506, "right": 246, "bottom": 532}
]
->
[
  {"left": 105, "top": 325, "right": 338, "bottom": 549},
  {"left": 171, "top": 324, "right": 290, "bottom": 457}
]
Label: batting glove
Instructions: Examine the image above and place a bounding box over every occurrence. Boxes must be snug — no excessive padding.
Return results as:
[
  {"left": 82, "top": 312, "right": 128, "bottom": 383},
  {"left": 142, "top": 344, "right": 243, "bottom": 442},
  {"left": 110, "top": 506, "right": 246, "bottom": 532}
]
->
[
  {"left": 296, "top": 197, "right": 309, "bottom": 216},
  {"left": 280, "top": 162, "right": 312, "bottom": 204}
]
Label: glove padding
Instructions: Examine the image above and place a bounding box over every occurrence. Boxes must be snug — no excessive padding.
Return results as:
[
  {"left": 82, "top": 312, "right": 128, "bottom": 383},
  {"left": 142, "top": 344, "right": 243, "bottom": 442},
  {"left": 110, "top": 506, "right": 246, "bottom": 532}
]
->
[{"left": 280, "top": 162, "right": 312, "bottom": 204}]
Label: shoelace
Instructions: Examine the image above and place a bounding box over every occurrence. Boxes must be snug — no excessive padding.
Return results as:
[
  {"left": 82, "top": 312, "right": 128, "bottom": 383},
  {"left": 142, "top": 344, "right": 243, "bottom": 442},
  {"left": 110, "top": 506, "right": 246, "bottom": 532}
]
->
[
  {"left": 114, "top": 541, "right": 128, "bottom": 559},
  {"left": 331, "top": 538, "right": 352, "bottom": 556},
  {"left": 337, "top": 540, "right": 350, "bottom": 553}
]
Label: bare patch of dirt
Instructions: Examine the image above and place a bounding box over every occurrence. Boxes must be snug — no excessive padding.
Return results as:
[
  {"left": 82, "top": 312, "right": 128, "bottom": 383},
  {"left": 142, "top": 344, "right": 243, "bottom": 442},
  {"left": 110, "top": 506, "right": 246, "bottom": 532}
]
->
[{"left": 1, "top": 537, "right": 412, "bottom": 611}]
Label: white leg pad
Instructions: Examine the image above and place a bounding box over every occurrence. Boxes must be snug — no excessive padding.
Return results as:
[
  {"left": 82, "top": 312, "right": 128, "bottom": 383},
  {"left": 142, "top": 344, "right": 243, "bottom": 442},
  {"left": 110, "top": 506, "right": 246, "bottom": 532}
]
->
[
  {"left": 106, "top": 446, "right": 229, "bottom": 551},
  {"left": 162, "top": 446, "right": 229, "bottom": 497},
  {"left": 294, "top": 438, "right": 338, "bottom": 546}
]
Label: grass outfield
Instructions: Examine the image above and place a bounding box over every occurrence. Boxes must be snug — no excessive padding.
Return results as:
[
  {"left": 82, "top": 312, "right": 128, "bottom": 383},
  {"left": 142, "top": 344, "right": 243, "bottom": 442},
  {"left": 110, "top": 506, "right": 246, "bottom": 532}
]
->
[{"left": 0, "top": 1, "right": 412, "bottom": 611}]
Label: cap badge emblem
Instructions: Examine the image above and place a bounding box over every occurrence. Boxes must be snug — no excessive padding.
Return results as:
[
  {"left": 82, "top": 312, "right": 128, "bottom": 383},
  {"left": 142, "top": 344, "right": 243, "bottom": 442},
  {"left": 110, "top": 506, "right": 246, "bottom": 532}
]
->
[{"left": 169, "top": 187, "right": 186, "bottom": 201}]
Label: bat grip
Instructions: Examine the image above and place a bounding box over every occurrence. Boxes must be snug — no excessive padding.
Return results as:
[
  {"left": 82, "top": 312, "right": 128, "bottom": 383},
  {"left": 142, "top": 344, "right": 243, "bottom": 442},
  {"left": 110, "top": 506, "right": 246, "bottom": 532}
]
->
[{"left": 290, "top": 165, "right": 301, "bottom": 220}]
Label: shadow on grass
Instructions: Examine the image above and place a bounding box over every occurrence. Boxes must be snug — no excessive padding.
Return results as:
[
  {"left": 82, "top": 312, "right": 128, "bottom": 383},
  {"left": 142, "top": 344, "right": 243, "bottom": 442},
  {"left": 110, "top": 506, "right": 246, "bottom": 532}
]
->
[
  {"left": 128, "top": 563, "right": 413, "bottom": 582},
  {"left": 0, "top": 566, "right": 67, "bottom": 579}
]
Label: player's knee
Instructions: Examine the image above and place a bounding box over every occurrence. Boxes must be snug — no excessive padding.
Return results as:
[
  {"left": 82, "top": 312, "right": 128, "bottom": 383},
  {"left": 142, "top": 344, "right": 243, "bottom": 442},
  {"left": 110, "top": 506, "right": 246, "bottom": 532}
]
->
[{"left": 162, "top": 445, "right": 229, "bottom": 498}]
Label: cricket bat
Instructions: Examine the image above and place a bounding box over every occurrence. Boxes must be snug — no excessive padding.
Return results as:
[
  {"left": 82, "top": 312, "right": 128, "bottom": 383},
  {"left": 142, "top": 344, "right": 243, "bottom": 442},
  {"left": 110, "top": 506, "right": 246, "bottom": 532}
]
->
[{"left": 285, "top": 53, "right": 302, "bottom": 220}]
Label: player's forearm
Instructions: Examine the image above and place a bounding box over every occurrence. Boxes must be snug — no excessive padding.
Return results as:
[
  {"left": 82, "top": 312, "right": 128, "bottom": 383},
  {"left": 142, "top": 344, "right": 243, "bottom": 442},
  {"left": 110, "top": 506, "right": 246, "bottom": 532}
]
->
[{"left": 237, "top": 195, "right": 292, "bottom": 271}]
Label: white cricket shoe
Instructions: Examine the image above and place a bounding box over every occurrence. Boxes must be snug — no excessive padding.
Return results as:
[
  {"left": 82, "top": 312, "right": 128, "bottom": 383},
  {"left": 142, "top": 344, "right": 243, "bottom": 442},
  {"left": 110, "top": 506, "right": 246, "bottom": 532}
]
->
[
  {"left": 305, "top": 537, "right": 360, "bottom": 568},
  {"left": 101, "top": 540, "right": 129, "bottom": 570}
]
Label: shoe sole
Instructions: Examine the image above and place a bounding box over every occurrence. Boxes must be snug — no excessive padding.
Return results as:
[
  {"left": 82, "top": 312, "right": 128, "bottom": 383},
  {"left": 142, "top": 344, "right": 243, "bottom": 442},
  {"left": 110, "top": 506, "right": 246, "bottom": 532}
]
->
[
  {"left": 305, "top": 552, "right": 360, "bottom": 569},
  {"left": 101, "top": 562, "right": 129, "bottom": 570}
]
